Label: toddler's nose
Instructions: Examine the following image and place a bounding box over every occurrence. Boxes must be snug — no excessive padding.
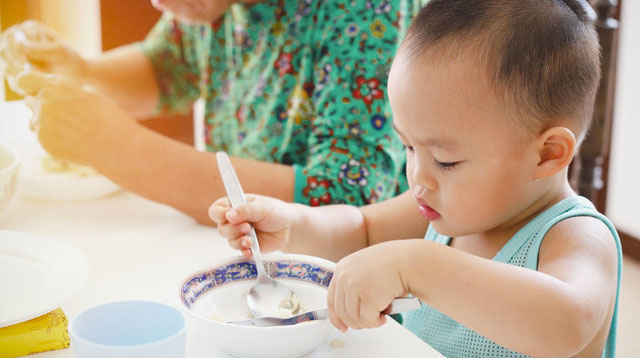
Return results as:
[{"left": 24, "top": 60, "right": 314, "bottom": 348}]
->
[{"left": 411, "top": 160, "right": 438, "bottom": 192}]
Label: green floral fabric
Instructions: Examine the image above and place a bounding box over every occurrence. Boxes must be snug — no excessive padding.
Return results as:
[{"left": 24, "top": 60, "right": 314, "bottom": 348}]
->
[{"left": 140, "top": 0, "right": 425, "bottom": 206}]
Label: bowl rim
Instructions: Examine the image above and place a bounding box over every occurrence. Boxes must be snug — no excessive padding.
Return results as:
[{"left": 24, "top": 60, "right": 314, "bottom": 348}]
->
[
  {"left": 176, "top": 253, "right": 335, "bottom": 330},
  {"left": 0, "top": 145, "right": 20, "bottom": 175}
]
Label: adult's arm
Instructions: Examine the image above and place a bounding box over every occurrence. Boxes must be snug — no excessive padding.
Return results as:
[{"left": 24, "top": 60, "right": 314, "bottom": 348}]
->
[
  {"left": 21, "top": 72, "right": 294, "bottom": 225},
  {"left": 101, "top": 121, "right": 295, "bottom": 225},
  {"left": 83, "top": 45, "right": 160, "bottom": 118},
  {"left": 87, "top": 12, "right": 207, "bottom": 118},
  {"left": 0, "top": 20, "right": 160, "bottom": 118}
]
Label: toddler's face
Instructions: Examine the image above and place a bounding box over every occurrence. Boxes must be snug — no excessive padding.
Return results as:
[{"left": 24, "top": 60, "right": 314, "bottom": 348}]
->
[{"left": 388, "top": 53, "right": 544, "bottom": 237}]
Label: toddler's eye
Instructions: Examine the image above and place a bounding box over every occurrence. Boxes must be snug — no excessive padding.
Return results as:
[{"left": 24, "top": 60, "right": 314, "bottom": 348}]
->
[
  {"left": 435, "top": 159, "right": 459, "bottom": 170},
  {"left": 403, "top": 145, "right": 415, "bottom": 153}
]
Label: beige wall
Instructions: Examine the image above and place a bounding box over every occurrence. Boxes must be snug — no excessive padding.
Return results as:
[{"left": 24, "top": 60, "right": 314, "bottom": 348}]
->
[
  {"left": 29, "top": 0, "right": 102, "bottom": 57},
  {"left": 607, "top": 0, "right": 640, "bottom": 237}
]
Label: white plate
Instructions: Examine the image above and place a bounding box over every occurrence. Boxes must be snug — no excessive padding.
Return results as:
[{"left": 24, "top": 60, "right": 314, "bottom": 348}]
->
[
  {"left": 0, "top": 230, "right": 89, "bottom": 327},
  {"left": 16, "top": 140, "right": 120, "bottom": 201}
]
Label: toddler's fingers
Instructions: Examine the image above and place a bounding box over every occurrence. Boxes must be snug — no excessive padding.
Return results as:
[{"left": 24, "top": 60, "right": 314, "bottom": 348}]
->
[
  {"left": 212, "top": 197, "right": 231, "bottom": 208},
  {"left": 226, "top": 200, "right": 270, "bottom": 225},
  {"left": 217, "top": 222, "right": 251, "bottom": 241},
  {"left": 334, "top": 285, "right": 360, "bottom": 330},
  {"left": 344, "top": 294, "right": 363, "bottom": 330},
  {"left": 227, "top": 237, "right": 243, "bottom": 251},
  {"left": 208, "top": 202, "right": 231, "bottom": 225},
  {"left": 228, "top": 236, "right": 252, "bottom": 258},
  {"left": 227, "top": 235, "right": 249, "bottom": 250},
  {"left": 360, "top": 302, "right": 386, "bottom": 328},
  {"left": 328, "top": 306, "right": 348, "bottom": 333},
  {"left": 327, "top": 281, "right": 348, "bottom": 333}
]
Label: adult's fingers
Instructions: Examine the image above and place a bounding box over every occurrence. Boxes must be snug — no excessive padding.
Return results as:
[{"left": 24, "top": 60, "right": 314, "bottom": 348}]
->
[
  {"left": 12, "top": 22, "right": 58, "bottom": 48},
  {"left": 13, "top": 68, "right": 55, "bottom": 95},
  {"left": 24, "top": 95, "right": 41, "bottom": 132},
  {"left": 0, "top": 47, "right": 27, "bottom": 78},
  {"left": 20, "top": 41, "right": 66, "bottom": 63}
]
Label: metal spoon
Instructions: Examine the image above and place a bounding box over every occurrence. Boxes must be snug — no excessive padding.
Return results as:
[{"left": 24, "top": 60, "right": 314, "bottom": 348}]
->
[
  {"left": 228, "top": 297, "right": 422, "bottom": 327},
  {"left": 216, "top": 151, "right": 295, "bottom": 318}
]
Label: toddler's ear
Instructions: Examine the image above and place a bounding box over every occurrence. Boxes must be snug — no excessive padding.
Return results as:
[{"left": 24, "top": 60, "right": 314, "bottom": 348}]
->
[{"left": 533, "top": 126, "right": 576, "bottom": 179}]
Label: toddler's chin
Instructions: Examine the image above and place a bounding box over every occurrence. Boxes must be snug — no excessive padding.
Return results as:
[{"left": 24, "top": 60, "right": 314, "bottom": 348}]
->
[{"left": 429, "top": 221, "right": 465, "bottom": 238}]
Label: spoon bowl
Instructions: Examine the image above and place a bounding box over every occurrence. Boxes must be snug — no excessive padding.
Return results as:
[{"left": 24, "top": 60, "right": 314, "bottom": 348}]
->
[{"left": 247, "top": 260, "right": 297, "bottom": 318}]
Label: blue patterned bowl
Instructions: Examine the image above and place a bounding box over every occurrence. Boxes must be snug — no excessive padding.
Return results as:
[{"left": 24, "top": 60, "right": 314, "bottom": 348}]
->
[{"left": 177, "top": 253, "right": 335, "bottom": 358}]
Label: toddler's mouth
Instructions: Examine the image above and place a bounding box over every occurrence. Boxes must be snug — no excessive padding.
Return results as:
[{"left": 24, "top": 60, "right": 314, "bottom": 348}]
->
[
  {"left": 415, "top": 198, "right": 441, "bottom": 221},
  {"left": 418, "top": 204, "right": 441, "bottom": 221}
]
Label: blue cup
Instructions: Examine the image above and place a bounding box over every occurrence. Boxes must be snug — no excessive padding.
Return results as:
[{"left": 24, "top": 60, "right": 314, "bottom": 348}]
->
[{"left": 70, "top": 300, "right": 187, "bottom": 358}]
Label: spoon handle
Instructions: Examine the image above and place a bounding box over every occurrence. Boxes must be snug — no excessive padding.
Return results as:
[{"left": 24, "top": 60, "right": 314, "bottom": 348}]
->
[
  {"left": 216, "top": 152, "right": 266, "bottom": 275},
  {"left": 229, "top": 297, "right": 422, "bottom": 326}
]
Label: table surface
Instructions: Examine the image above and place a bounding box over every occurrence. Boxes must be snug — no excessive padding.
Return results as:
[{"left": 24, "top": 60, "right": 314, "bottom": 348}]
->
[{"left": 0, "top": 100, "right": 443, "bottom": 357}]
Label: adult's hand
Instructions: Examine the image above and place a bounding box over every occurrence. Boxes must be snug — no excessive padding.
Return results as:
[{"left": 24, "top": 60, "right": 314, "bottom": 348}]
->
[
  {"left": 18, "top": 71, "right": 139, "bottom": 166},
  {"left": 0, "top": 21, "right": 87, "bottom": 89}
]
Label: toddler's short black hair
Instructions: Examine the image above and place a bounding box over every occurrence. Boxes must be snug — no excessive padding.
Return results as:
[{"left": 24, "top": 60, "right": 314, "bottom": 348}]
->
[{"left": 402, "top": 0, "right": 601, "bottom": 142}]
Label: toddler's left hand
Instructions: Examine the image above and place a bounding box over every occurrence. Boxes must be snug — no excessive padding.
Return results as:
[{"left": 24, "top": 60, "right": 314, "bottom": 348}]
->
[{"left": 328, "top": 240, "right": 409, "bottom": 332}]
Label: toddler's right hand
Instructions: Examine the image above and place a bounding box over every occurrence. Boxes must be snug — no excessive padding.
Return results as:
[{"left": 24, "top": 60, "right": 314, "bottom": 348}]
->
[{"left": 209, "top": 194, "right": 294, "bottom": 258}]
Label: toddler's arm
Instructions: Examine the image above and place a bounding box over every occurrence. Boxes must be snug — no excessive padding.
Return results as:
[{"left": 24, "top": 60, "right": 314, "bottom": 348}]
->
[
  {"left": 209, "top": 190, "right": 428, "bottom": 262},
  {"left": 398, "top": 216, "right": 618, "bottom": 357}
]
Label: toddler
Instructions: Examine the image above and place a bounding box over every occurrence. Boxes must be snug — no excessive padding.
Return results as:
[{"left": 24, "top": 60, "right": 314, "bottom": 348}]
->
[{"left": 210, "top": 0, "right": 621, "bottom": 357}]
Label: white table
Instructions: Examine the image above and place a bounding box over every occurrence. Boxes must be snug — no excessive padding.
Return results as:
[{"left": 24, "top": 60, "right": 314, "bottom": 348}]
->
[{"left": 0, "top": 100, "right": 442, "bottom": 357}]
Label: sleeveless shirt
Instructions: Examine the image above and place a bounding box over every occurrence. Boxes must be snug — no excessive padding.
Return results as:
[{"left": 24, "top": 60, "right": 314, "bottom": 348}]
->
[{"left": 404, "top": 196, "right": 622, "bottom": 358}]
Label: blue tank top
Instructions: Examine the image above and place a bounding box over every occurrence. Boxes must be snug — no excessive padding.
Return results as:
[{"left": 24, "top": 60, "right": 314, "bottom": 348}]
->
[{"left": 403, "top": 196, "right": 622, "bottom": 358}]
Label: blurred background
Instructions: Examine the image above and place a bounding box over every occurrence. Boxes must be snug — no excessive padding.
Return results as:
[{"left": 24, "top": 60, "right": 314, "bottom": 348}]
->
[
  {"left": 0, "top": 0, "right": 193, "bottom": 144},
  {"left": 1, "top": 0, "right": 639, "bottom": 355}
]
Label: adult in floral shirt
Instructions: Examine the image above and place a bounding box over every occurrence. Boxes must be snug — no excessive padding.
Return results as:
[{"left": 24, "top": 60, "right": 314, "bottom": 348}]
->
[{"left": 1, "top": 0, "right": 424, "bottom": 223}]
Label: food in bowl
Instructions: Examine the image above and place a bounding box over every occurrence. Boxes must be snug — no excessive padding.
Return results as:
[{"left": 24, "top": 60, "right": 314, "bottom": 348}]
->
[
  {"left": 178, "top": 254, "right": 335, "bottom": 358},
  {"left": 0, "top": 145, "right": 20, "bottom": 212},
  {"left": 18, "top": 154, "right": 120, "bottom": 201},
  {"left": 278, "top": 292, "right": 304, "bottom": 317},
  {"left": 40, "top": 155, "right": 97, "bottom": 178}
]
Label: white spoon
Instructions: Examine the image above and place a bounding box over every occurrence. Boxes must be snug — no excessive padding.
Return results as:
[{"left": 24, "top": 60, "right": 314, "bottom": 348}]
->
[{"left": 216, "top": 152, "right": 295, "bottom": 318}]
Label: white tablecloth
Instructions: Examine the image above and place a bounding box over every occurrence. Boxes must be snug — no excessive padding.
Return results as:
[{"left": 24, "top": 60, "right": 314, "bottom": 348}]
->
[{"left": 0, "top": 100, "right": 442, "bottom": 357}]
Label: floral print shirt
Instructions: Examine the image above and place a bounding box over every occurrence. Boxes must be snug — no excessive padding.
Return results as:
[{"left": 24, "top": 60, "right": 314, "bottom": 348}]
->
[{"left": 140, "top": 0, "right": 425, "bottom": 206}]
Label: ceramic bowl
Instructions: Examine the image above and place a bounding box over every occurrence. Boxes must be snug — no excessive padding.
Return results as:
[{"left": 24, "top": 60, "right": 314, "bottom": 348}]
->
[
  {"left": 0, "top": 144, "right": 20, "bottom": 212},
  {"left": 18, "top": 155, "right": 120, "bottom": 201},
  {"left": 177, "top": 254, "right": 335, "bottom": 358}
]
